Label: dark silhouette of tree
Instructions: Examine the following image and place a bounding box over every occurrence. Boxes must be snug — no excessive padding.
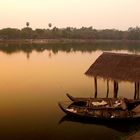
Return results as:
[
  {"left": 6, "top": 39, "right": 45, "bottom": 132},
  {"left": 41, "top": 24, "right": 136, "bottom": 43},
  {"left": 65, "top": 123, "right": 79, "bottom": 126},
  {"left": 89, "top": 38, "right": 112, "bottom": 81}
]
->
[
  {"left": 0, "top": 28, "right": 20, "bottom": 39},
  {"left": 21, "top": 27, "right": 33, "bottom": 39},
  {"left": 48, "top": 23, "right": 52, "bottom": 28},
  {"left": 26, "top": 22, "right": 30, "bottom": 27},
  {"left": 0, "top": 26, "right": 140, "bottom": 40}
]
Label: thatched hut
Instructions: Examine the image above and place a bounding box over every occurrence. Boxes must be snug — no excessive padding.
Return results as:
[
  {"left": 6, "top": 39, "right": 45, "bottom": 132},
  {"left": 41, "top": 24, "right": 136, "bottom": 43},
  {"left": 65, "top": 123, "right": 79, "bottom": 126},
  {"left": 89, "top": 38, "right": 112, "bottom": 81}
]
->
[{"left": 85, "top": 52, "right": 140, "bottom": 99}]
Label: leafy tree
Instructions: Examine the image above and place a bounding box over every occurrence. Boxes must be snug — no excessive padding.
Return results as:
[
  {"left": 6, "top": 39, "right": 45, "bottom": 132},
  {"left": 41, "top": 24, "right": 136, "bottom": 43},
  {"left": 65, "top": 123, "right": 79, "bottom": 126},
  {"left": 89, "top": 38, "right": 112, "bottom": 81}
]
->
[
  {"left": 0, "top": 28, "right": 20, "bottom": 39},
  {"left": 21, "top": 27, "right": 33, "bottom": 39},
  {"left": 0, "top": 26, "right": 140, "bottom": 40}
]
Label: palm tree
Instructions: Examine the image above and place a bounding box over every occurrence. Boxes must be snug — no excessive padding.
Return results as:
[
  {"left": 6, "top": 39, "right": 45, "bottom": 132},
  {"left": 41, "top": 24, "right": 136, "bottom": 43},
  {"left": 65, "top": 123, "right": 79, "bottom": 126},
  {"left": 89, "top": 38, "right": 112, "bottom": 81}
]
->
[
  {"left": 48, "top": 23, "right": 52, "bottom": 28},
  {"left": 26, "top": 22, "right": 30, "bottom": 27}
]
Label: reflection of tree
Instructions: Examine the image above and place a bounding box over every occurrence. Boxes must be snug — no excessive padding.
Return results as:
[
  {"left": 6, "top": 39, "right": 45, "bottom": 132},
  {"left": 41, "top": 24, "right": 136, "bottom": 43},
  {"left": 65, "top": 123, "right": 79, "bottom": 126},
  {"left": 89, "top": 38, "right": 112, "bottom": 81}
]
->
[
  {"left": 26, "top": 52, "right": 30, "bottom": 59},
  {"left": 0, "top": 42, "right": 140, "bottom": 56},
  {"left": 48, "top": 51, "right": 52, "bottom": 58}
]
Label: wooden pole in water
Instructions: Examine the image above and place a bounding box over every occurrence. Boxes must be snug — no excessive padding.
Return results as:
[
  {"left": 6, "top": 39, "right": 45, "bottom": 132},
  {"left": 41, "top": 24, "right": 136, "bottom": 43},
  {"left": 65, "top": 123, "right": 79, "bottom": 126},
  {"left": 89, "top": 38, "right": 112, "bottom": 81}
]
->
[
  {"left": 106, "top": 79, "right": 109, "bottom": 98},
  {"left": 114, "top": 81, "right": 116, "bottom": 98},
  {"left": 94, "top": 77, "right": 97, "bottom": 98},
  {"left": 134, "top": 82, "right": 137, "bottom": 100},
  {"left": 116, "top": 82, "right": 119, "bottom": 98},
  {"left": 137, "top": 82, "right": 139, "bottom": 99},
  {"left": 114, "top": 81, "right": 118, "bottom": 98}
]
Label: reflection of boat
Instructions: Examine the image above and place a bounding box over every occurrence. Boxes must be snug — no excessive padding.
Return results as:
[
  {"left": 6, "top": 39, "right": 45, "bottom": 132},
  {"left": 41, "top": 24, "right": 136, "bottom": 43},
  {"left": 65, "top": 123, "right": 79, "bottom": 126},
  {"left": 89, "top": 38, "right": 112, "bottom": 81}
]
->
[
  {"left": 59, "top": 115, "right": 140, "bottom": 133},
  {"left": 66, "top": 93, "right": 140, "bottom": 110},
  {"left": 58, "top": 99, "right": 140, "bottom": 121}
]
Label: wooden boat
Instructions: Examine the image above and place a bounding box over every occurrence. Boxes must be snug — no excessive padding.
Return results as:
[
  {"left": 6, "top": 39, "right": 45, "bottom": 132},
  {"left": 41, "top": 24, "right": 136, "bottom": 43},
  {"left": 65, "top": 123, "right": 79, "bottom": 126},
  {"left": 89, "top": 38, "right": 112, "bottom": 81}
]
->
[
  {"left": 66, "top": 93, "right": 89, "bottom": 101},
  {"left": 66, "top": 93, "right": 140, "bottom": 110},
  {"left": 66, "top": 93, "right": 140, "bottom": 102},
  {"left": 58, "top": 99, "right": 140, "bottom": 121}
]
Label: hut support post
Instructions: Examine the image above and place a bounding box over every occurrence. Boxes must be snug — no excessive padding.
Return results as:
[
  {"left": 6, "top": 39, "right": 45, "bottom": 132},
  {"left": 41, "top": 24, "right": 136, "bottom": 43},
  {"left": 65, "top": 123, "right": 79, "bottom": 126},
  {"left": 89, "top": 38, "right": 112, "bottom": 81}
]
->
[
  {"left": 134, "top": 82, "right": 140, "bottom": 99},
  {"left": 114, "top": 81, "right": 118, "bottom": 98},
  {"left": 106, "top": 80, "right": 109, "bottom": 98},
  {"left": 94, "top": 77, "right": 97, "bottom": 98},
  {"left": 134, "top": 82, "right": 137, "bottom": 99},
  {"left": 137, "top": 82, "right": 139, "bottom": 99}
]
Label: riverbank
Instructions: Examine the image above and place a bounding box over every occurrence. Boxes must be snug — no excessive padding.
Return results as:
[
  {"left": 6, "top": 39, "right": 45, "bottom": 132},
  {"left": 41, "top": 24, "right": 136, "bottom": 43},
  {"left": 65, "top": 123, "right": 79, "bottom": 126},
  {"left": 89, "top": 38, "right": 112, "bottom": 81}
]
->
[{"left": 0, "top": 39, "right": 140, "bottom": 44}]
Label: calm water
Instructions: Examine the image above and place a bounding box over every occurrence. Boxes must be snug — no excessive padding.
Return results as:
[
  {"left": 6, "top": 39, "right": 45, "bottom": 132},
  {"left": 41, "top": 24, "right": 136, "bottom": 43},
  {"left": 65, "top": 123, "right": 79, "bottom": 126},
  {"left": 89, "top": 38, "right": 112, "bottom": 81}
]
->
[{"left": 0, "top": 43, "right": 140, "bottom": 140}]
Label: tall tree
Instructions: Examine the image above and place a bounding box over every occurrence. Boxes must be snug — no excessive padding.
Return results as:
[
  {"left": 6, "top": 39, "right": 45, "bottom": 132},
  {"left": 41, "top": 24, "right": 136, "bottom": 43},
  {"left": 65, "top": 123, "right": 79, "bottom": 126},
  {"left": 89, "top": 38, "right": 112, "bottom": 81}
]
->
[
  {"left": 26, "top": 22, "right": 30, "bottom": 27},
  {"left": 48, "top": 23, "right": 52, "bottom": 28}
]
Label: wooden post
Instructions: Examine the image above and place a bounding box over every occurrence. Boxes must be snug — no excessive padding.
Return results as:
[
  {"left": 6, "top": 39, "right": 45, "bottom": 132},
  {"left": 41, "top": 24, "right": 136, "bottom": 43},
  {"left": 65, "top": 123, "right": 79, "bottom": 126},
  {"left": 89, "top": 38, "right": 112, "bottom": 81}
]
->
[
  {"left": 134, "top": 82, "right": 137, "bottom": 100},
  {"left": 114, "top": 81, "right": 116, "bottom": 98},
  {"left": 106, "top": 80, "right": 109, "bottom": 98},
  {"left": 114, "top": 81, "right": 118, "bottom": 98},
  {"left": 134, "top": 82, "right": 140, "bottom": 99},
  {"left": 94, "top": 77, "right": 97, "bottom": 98},
  {"left": 137, "top": 82, "right": 139, "bottom": 99},
  {"left": 116, "top": 82, "right": 118, "bottom": 96}
]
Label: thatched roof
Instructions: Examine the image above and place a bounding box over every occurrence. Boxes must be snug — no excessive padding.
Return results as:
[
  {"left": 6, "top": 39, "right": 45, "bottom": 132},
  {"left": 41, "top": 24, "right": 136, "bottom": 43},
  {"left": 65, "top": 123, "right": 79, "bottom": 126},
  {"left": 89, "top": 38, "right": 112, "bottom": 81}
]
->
[{"left": 85, "top": 52, "right": 140, "bottom": 82}]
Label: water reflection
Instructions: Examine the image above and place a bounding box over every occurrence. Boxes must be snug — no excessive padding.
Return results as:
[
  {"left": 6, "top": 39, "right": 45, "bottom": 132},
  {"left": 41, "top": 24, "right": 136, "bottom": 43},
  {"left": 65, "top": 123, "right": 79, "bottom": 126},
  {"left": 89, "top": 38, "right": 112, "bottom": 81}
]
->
[
  {"left": 59, "top": 115, "right": 140, "bottom": 133},
  {"left": 0, "top": 43, "right": 140, "bottom": 140},
  {"left": 0, "top": 42, "right": 140, "bottom": 59}
]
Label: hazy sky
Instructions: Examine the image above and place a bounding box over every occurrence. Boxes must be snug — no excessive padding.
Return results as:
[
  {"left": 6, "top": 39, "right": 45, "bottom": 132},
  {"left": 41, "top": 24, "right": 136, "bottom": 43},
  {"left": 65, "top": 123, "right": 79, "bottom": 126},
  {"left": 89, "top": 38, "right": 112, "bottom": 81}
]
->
[{"left": 0, "top": 0, "right": 140, "bottom": 30}]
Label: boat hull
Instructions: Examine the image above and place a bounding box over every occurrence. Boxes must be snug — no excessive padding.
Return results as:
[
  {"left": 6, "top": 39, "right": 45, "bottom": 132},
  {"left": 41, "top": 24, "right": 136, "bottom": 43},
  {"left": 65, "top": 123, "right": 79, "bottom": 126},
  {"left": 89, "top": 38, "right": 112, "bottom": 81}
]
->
[{"left": 58, "top": 102, "right": 140, "bottom": 122}]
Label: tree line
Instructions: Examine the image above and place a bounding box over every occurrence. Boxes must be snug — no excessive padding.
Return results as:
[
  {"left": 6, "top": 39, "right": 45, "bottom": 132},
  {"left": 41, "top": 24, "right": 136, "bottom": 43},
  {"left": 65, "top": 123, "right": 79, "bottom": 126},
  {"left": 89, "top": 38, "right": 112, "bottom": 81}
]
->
[{"left": 0, "top": 26, "right": 140, "bottom": 40}]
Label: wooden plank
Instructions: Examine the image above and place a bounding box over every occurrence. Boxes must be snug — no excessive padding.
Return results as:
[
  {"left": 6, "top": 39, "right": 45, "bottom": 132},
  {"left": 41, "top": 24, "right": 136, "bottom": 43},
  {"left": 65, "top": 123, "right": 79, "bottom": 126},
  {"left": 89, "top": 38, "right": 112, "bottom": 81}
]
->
[{"left": 94, "top": 77, "right": 97, "bottom": 98}]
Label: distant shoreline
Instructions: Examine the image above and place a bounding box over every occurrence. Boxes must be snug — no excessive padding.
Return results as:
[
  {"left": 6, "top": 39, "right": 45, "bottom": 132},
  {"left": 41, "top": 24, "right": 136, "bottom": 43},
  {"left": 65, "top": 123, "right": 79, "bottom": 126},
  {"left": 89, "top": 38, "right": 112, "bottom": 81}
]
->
[{"left": 0, "top": 39, "right": 140, "bottom": 44}]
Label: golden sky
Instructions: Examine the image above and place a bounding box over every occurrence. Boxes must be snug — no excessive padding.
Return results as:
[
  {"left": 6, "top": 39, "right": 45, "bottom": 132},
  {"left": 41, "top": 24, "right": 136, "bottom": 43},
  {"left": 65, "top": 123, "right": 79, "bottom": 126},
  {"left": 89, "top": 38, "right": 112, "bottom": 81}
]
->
[{"left": 0, "top": 0, "right": 140, "bottom": 30}]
